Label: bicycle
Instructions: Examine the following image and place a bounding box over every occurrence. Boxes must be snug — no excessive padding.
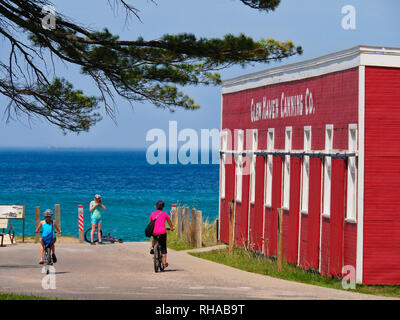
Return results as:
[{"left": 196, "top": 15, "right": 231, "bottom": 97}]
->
[
  {"left": 39, "top": 231, "right": 59, "bottom": 274},
  {"left": 84, "top": 226, "right": 123, "bottom": 244},
  {"left": 152, "top": 228, "right": 170, "bottom": 273}
]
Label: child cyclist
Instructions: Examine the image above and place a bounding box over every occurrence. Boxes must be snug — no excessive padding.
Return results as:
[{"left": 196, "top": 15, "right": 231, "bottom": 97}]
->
[
  {"left": 35, "top": 209, "right": 61, "bottom": 264},
  {"left": 149, "top": 200, "right": 174, "bottom": 269}
]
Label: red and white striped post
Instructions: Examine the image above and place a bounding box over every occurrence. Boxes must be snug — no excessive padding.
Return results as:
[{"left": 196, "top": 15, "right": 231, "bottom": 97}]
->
[{"left": 78, "top": 205, "right": 84, "bottom": 243}]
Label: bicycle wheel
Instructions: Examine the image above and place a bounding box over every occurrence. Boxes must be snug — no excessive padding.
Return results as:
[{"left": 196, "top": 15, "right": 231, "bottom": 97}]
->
[
  {"left": 159, "top": 245, "right": 165, "bottom": 272},
  {"left": 45, "top": 247, "right": 52, "bottom": 265},
  {"left": 154, "top": 242, "right": 160, "bottom": 273},
  {"left": 84, "top": 228, "right": 101, "bottom": 243}
]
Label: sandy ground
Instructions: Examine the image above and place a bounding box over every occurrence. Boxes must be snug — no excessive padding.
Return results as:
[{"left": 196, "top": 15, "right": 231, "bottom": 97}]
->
[{"left": 0, "top": 241, "right": 394, "bottom": 300}]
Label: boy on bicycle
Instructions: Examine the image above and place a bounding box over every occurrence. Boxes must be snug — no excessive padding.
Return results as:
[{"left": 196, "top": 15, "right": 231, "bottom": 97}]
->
[
  {"left": 35, "top": 209, "right": 61, "bottom": 264},
  {"left": 149, "top": 200, "right": 174, "bottom": 268}
]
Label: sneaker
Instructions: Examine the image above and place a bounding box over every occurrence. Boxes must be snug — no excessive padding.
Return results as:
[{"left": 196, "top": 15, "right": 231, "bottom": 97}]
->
[
  {"left": 39, "top": 261, "right": 44, "bottom": 265},
  {"left": 98, "top": 242, "right": 104, "bottom": 245},
  {"left": 90, "top": 242, "right": 96, "bottom": 245},
  {"left": 150, "top": 248, "right": 154, "bottom": 254},
  {"left": 52, "top": 253, "right": 57, "bottom": 263}
]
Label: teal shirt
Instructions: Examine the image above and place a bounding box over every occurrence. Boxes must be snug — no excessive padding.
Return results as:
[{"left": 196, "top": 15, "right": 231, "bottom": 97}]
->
[
  {"left": 42, "top": 221, "right": 54, "bottom": 238},
  {"left": 90, "top": 201, "right": 103, "bottom": 220}
]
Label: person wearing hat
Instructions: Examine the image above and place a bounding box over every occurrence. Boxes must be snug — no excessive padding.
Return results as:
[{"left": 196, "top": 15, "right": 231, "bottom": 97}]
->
[
  {"left": 89, "top": 194, "right": 106, "bottom": 245},
  {"left": 35, "top": 209, "right": 61, "bottom": 264}
]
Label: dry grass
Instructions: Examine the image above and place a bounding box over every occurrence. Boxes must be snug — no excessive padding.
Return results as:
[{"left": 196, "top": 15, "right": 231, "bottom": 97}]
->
[{"left": 168, "top": 215, "right": 219, "bottom": 251}]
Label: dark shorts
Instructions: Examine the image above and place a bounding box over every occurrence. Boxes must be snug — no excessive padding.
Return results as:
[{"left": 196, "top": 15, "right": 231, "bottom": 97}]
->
[
  {"left": 41, "top": 237, "right": 56, "bottom": 246},
  {"left": 153, "top": 233, "right": 167, "bottom": 254}
]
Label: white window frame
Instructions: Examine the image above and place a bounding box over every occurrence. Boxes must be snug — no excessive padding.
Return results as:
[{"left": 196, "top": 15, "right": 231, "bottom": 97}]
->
[
  {"left": 322, "top": 124, "right": 333, "bottom": 218},
  {"left": 301, "top": 126, "right": 311, "bottom": 214},
  {"left": 282, "top": 127, "right": 292, "bottom": 210},
  {"left": 250, "top": 129, "right": 258, "bottom": 204},
  {"left": 220, "top": 130, "right": 228, "bottom": 199},
  {"left": 346, "top": 124, "right": 358, "bottom": 223},
  {"left": 235, "top": 130, "right": 244, "bottom": 203},
  {"left": 265, "top": 128, "right": 274, "bottom": 207}
]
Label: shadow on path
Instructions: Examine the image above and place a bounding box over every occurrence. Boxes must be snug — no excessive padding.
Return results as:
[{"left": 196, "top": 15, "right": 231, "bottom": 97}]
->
[{"left": 0, "top": 264, "right": 38, "bottom": 269}]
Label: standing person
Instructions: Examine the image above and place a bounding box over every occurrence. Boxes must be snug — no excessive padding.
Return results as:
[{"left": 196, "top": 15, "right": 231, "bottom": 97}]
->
[
  {"left": 149, "top": 200, "right": 174, "bottom": 269},
  {"left": 35, "top": 209, "right": 61, "bottom": 264},
  {"left": 89, "top": 194, "right": 106, "bottom": 245}
]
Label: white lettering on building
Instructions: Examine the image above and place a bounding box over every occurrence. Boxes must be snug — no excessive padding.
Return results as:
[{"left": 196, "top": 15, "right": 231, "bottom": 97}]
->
[{"left": 250, "top": 88, "right": 315, "bottom": 122}]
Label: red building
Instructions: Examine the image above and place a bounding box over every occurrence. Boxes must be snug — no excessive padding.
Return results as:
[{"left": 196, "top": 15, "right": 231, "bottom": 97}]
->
[{"left": 218, "top": 45, "right": 400, "bottom": 285}]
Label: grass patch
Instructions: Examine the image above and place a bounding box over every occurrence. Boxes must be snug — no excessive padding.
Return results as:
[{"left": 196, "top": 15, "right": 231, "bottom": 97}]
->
[
  {"left": 190, "top": 247, "right": 400, "bottom": 298},
  {"left": 167, "top": 218, "right": 220, "bottom": 251},
  {"left": 0, "top": 293, "right": 56, "bottom": 300},
  {"left": 167, "top": 229, "right": 196, "bottom": 251}
]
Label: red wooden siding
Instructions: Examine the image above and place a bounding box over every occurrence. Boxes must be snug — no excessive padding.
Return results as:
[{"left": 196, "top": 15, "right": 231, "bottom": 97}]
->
[
  {"left": 320, "top": 216, "right": 330, "bottom": 276},
  {"left": 343, "top": 221, "right": 357, "bottom": 273},
  {"left": 264, "top": 157, "right": 282, "bottom": 257},
  {"left": 248, "top": 155, "right": 265, "bottom": 251},
  {"left": 363, "top": 66, "right": 400, "bottom": 284},
  {"left": 301, "top": 157, "right": 322, "bottom": 270},
  {"left": 286, "top": 157, "right": 301, "bottom": 264},
  {"left": 221, "top": 67, "right": 359, "bottom": 279},
  {"left": 219, "top": 156, "right": 235, "bottom": 244},
  {"left": 234, "top": 157, "right": 250, "bottom": 247},
  {"left": 329, "top": 159, "right": 346, "bottom": 277}
]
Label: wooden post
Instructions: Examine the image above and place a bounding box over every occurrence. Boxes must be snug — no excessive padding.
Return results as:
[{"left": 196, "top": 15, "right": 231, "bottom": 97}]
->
[
  {"left": 171, "top": 210, "right": 176, "bottom": 226},
  {"left": 177, "top": 206, "right": 183, "bottom": 238},
  {"left": 35, "top": 206, "right": 41, "bottom": 243},
  {"left": 195, "top": 210, "right": 202, "bottom": 248},
  {"left": 191, "top": 210, "right": 197, "bottom": 247},
  {"left": 216, "top": 218, "right": 219, "bottom": 242},
  {"left": 189, "top": 208, "right": 196, "bottom": 246},
  {"left": 229, "top": 200, "right": 235, "bottom": 256},
  {"left": 277, "top": 208, "right": 283, "bottom": 271},
  {"left": 54, "top": 204, "right": 61, "bottom": 231},
  {"left": 183, "top": 207, "right": 190, "bottom": 242}
]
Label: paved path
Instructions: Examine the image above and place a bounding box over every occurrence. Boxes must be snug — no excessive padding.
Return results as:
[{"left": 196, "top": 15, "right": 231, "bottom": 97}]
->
[{"left": 0, "top": 242, "right": 391, "bottom": 300}]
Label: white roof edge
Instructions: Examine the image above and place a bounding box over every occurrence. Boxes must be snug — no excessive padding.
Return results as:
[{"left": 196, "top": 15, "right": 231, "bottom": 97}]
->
[{"left": 222, "top": 45, "right": 400, "bottom": 94}]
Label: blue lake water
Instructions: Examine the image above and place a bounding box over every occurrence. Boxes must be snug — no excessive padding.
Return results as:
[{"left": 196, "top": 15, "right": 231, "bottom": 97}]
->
[{"left": 0, "top": 149, "right": 219, "bottom": 241}]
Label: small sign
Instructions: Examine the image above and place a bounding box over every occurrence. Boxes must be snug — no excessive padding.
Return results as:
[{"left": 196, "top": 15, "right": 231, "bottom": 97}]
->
[{"left": 0, "top": 205, "right": 24, "bottom": 219}]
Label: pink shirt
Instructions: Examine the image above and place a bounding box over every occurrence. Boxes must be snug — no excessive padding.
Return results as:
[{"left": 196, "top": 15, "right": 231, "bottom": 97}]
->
[{"left": 149, "top": 210, "right": 170, "bottom": 235}]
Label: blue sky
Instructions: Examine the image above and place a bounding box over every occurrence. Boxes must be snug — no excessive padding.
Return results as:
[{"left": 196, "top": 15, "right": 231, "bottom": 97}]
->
[{"left": 0, "top": 0, "right": 399, "bottom": 148}]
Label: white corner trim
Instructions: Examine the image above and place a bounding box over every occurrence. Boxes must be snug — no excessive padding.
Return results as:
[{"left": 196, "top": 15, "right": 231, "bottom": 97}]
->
[
  {"left": 356, "top": 66, "right": 365, "bottom": 284},
  {"left": 222, "top": 45, "right": 400, "bottom": 95}
]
